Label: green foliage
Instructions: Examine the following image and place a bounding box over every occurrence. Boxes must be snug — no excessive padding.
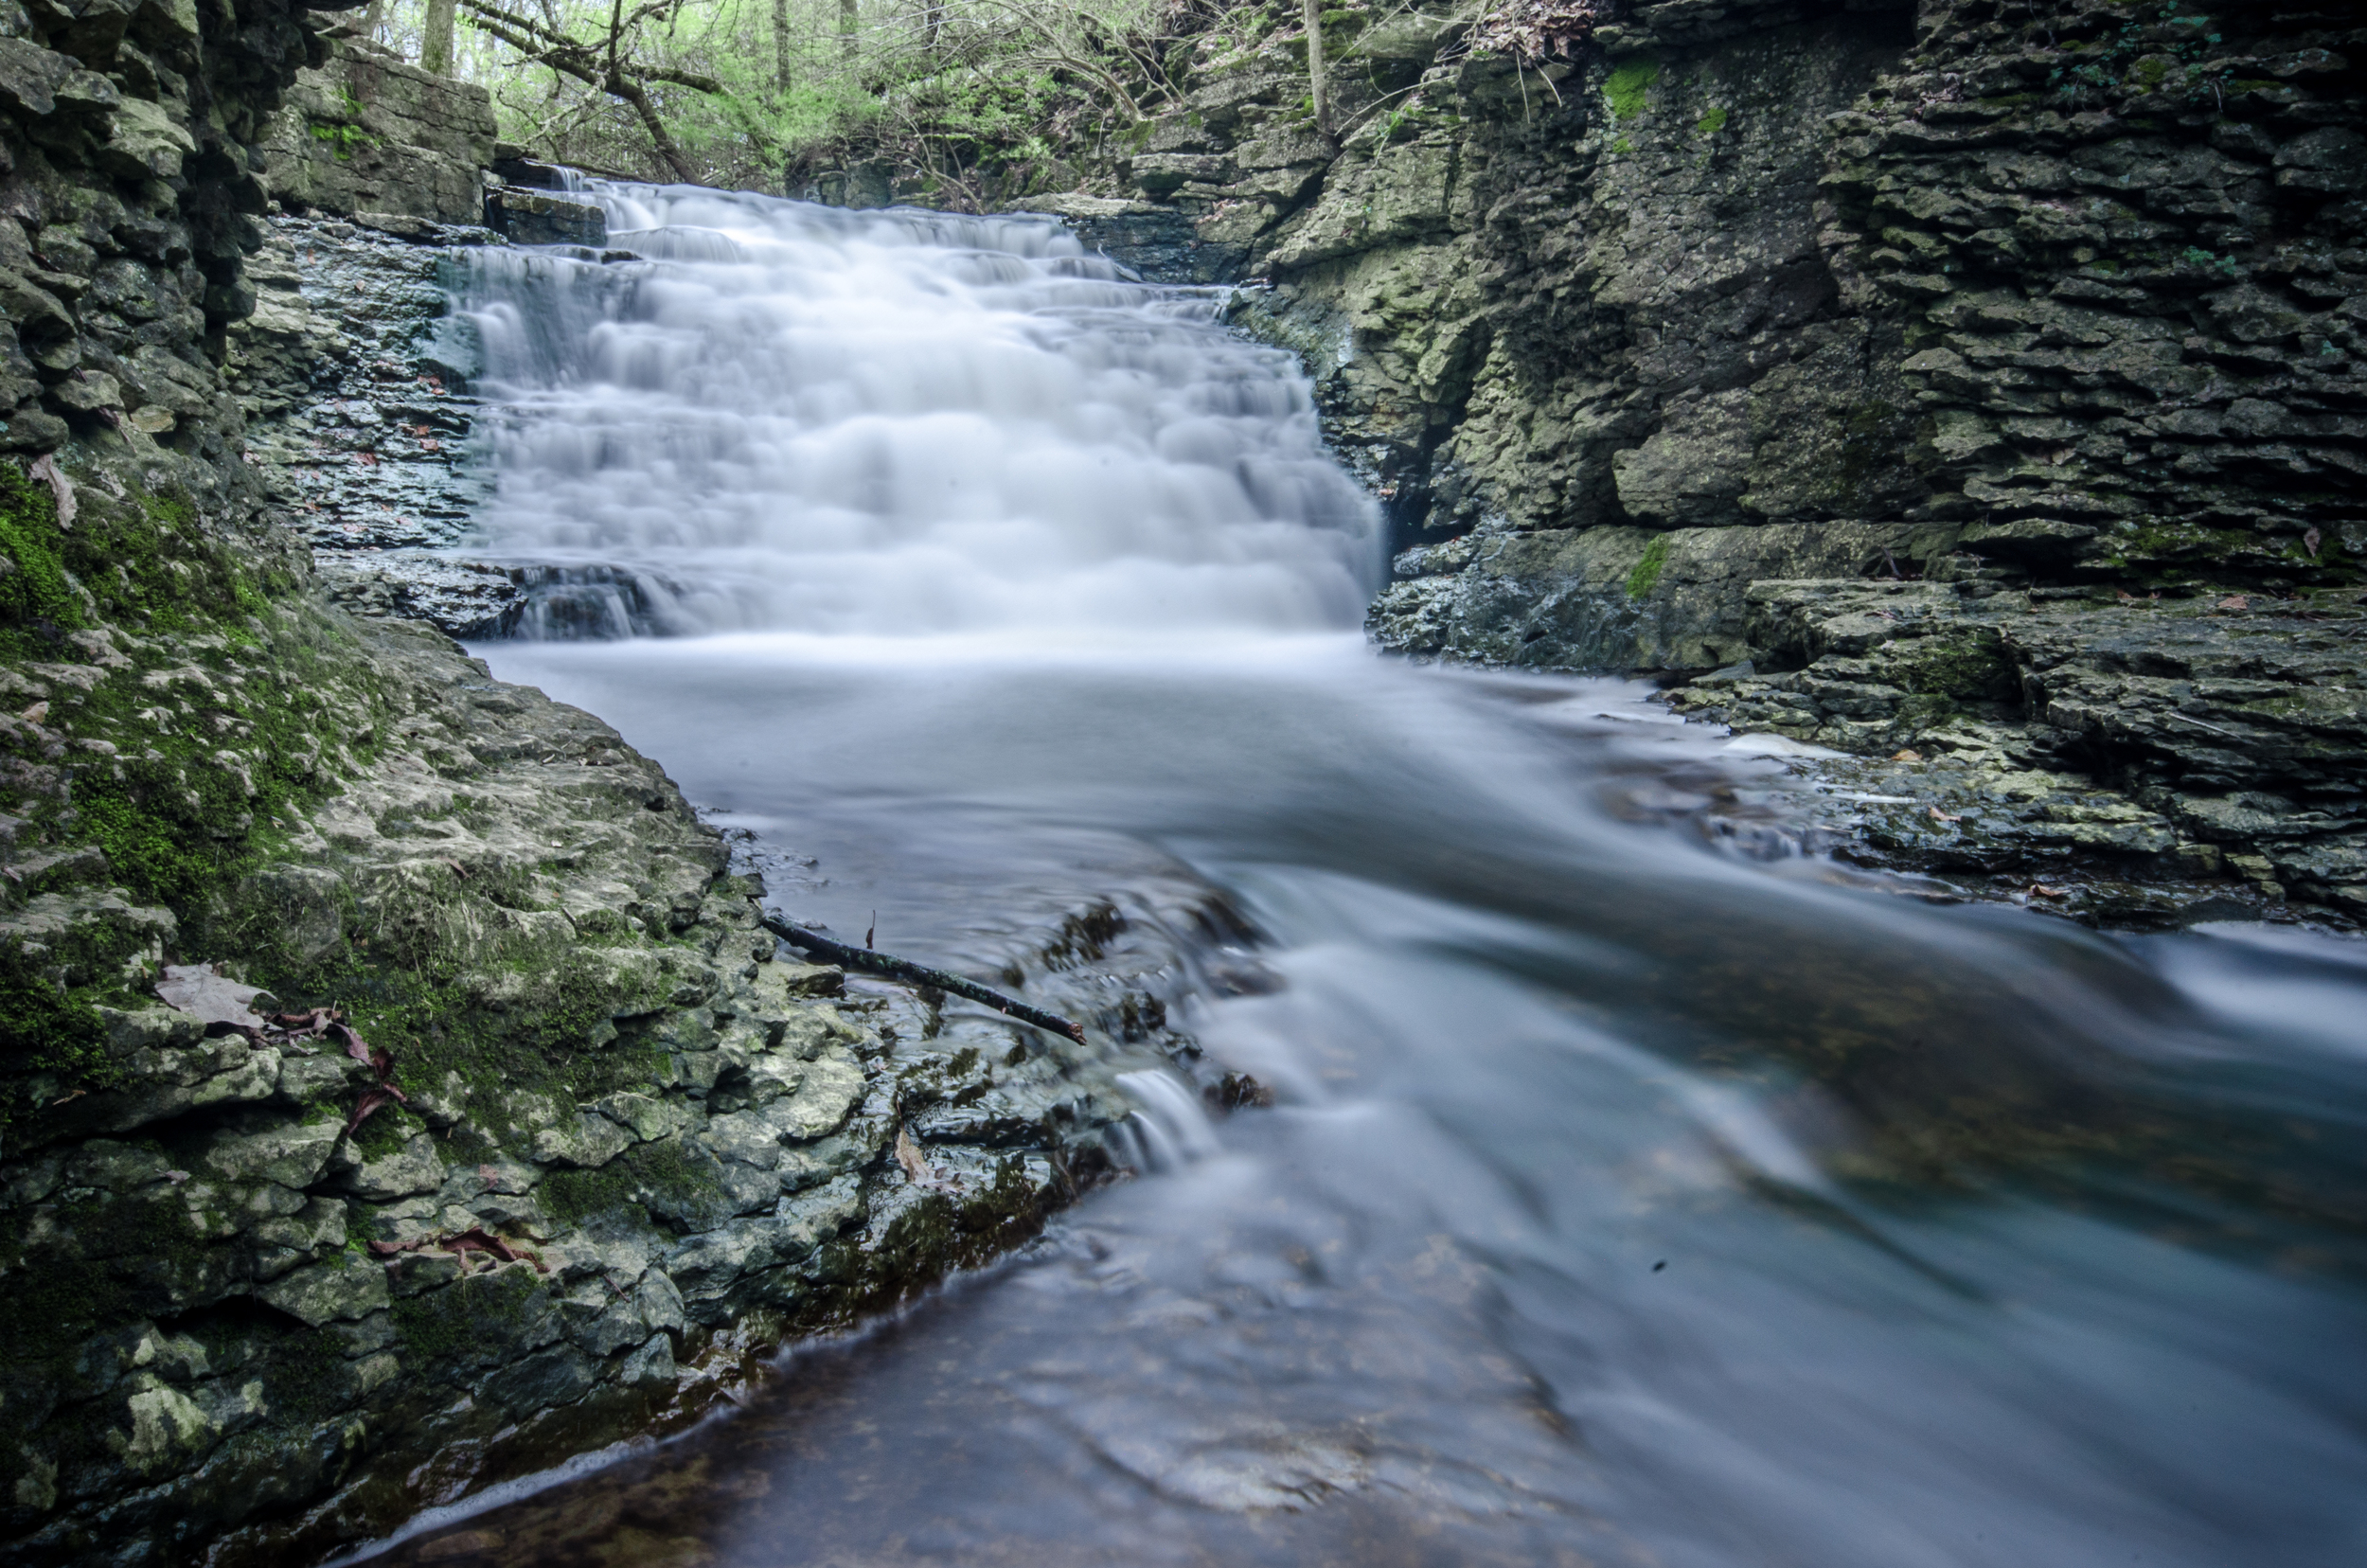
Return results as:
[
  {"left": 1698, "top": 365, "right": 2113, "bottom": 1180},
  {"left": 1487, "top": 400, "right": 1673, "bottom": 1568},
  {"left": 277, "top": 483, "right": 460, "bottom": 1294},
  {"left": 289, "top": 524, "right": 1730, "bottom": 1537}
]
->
[
  {"left": 2045, "top": 4, "right": 2233, "bottom": 110},
  {"left": 1625, "top": 533, "right": 1672, "bottom": 598},
  {"left": 1604, "top": 57, "right": 1659, "bottom": 122},
  {"left": 384, "top": 0, "right": 1196, "bottom": 201},
  {"left": 392, "top": 1263, "right": 540, "bottom": 1365},
  {"left": 1695, "top": 105, "right": 1727, "bottom": 136},
  {"left": 311, "top": 122, "right": 382, "bottom": 160}
]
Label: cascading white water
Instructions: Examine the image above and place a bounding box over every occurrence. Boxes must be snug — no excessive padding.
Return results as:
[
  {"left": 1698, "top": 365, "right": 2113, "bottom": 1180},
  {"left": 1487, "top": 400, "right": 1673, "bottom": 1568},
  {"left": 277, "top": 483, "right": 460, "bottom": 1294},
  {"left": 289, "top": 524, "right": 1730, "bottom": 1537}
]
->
[{"left": 451, "top": 186, "right": 1379, "bottom": 640}]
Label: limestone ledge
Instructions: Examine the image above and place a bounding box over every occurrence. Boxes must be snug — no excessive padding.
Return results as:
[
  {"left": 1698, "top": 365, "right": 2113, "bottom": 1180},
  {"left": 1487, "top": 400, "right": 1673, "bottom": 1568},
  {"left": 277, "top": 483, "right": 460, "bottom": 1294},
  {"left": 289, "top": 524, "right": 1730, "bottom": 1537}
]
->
[{"left": 0, "top": 616, "right": 1134, "bottom": 1566}]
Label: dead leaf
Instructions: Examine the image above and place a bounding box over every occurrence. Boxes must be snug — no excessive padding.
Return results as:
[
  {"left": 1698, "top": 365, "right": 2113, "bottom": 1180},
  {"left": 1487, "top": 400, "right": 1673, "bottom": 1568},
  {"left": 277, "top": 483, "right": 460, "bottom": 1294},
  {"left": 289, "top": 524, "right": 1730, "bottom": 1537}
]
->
[
  {"left": 330, "top": 1020, "right": 371, "bottom": 1066},
  {"left": 2030, "top": 883, "right": 2070, "bottom": 899},
  {"left": 346, "top": 1085, "right": 398, "bottom": 1133},
  {"left": 27, "top": 454, "right": 75, "bottom": 527},
  {"left": 1891, "top": 749, "right": 1922, "bottom": 762},
  {"left": 1929, "top": 807, "right": 1961, "bottom": 823},
  {"left": 895, "top": 1125, "right": 934, "bottom": 1185},
  {"left": 155, "top": 962, "right": 269, "bottom": 1028},
  {"left": 19, "top": 702, "right": 46, "bottom": 723},
  {"left": 2217, "top": 595, "right": 2249, "bottom": 611},
  {"left": 2305, "top": 526, "right": 2323, "bottom": 559},
  {"left": 370, "top": 1227, "right": 547, "bottom": 1274}
]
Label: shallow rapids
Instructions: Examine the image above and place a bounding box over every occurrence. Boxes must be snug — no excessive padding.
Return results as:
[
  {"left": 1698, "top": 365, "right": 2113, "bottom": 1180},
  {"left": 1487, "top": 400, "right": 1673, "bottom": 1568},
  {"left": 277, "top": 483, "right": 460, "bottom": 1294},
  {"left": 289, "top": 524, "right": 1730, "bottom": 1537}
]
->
[{"left": 384, "top": 187, "right": 2367, "bottom": 1566}]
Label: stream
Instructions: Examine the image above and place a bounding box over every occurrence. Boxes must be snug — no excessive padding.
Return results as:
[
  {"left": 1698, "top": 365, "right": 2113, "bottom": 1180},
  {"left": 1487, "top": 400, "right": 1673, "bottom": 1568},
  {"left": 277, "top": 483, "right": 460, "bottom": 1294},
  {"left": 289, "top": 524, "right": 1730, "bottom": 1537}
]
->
[{"left": 368, "top": 188, "right": 2367, "bottom": 1566}]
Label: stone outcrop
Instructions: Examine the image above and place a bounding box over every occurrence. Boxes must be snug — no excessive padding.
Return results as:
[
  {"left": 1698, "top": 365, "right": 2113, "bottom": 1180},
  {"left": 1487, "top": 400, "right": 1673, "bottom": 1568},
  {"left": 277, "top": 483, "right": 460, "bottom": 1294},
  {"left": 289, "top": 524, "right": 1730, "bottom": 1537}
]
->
[
  {"left": 1057, "top": 0, "right": 2367, "bottom": 920},
  {"left": 258, "top": 27, "right": 497, "bottom": 228}
]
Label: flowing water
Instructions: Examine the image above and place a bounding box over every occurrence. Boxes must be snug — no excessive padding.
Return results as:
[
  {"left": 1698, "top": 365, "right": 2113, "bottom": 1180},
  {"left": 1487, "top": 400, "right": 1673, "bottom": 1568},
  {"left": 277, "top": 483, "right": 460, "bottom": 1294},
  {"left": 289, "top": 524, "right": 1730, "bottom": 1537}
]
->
[{"left": 374, "top": 187, "right": 2367, "bottom": 1566}]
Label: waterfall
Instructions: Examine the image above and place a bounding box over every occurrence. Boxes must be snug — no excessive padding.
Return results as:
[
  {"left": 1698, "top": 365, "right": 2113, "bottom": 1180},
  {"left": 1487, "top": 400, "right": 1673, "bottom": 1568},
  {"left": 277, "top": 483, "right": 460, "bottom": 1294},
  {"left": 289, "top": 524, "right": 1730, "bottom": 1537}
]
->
[{"left": 447, "top": 185, "right": 1380, "bottom": 640}]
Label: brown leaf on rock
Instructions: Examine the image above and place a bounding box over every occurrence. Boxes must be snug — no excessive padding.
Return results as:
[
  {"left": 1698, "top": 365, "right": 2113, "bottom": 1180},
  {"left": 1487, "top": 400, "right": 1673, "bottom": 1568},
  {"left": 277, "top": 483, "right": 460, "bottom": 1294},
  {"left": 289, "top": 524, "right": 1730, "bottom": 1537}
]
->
[
  {"left": 346, "top": 1085, "right": 398, "bottom": 1133},
  {"left": 1929, "top": 807, "right": 1962, "bottom": 823},
  {"left": 330, "top": 1020, "right": 372, "bottom": 1066},
  {"left": 1891, "top": 749, "right": 1922, "bottom": 762},
  {"left": 2305, "top": 527, "right": 2323, "bottom": 558},
  {"left": 2217, "top": 595, "right": 2249, "bottom": 611},
  {"left": 370, "top": 1228, "right": 549, "bottom": 1274}
]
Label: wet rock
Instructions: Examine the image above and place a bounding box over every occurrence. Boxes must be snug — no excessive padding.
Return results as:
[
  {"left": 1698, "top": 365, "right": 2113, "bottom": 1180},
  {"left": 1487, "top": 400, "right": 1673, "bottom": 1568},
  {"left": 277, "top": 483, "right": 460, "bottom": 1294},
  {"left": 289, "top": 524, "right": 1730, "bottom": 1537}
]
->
[
  {"left": 616, "top": 1330, "right": 676, "bottom": 1389},
  {"left": 531, "top": 1112, "right": 633, "bottom": 1170},
  {"left": 485, "top": 187, "right": 607, "bottom": 248},
  {"left": 344, "top": 1131, "right": 448, "bottom": 1200},
  {"left": 255, "top": 1252, "right": 390, "bottom": 1327}
]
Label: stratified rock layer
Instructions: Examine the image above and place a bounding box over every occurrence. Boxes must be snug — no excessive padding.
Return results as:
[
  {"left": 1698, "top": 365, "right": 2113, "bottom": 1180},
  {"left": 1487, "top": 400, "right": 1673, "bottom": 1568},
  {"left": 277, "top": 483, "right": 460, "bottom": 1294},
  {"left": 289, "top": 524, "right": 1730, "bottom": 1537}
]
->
[{"left": 1071, "top": 0, "right": 2366, "bottom": 917}]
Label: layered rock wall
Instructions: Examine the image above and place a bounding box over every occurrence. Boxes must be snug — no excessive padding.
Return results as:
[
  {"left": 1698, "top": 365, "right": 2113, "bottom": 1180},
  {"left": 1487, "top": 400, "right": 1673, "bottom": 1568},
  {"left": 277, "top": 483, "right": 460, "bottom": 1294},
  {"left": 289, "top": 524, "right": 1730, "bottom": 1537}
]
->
[
  {"left": 1082, "top": 0, "right": 2367, "bottom": 915},
  {"left": 258, "top": 27, "right": 496, "bottom": 227}
]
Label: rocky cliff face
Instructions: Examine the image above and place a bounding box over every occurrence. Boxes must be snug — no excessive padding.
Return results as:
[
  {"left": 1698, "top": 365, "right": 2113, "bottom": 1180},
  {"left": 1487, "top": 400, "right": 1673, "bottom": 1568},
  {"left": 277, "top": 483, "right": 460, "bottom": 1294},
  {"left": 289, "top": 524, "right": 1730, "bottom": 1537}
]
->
[{"left": 1084, "top": 0, "right": 2366, "bottom": 921}]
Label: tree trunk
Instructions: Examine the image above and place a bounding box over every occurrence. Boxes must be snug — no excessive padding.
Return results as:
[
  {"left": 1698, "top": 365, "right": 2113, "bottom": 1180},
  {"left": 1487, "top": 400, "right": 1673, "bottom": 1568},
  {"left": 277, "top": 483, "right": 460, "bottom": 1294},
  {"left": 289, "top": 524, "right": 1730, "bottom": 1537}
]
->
[
  {"left": 774, "top": 0, "right": 793, "bottom": 196},
  {"left": 840, "top": 0, "right": 858, "bottom": 65},
  {"left": 1300, "top": 0, "right": 1328, "bottom": 136},
  {"left": 421, "top": 0, "right": 458, "bottom": 75}
]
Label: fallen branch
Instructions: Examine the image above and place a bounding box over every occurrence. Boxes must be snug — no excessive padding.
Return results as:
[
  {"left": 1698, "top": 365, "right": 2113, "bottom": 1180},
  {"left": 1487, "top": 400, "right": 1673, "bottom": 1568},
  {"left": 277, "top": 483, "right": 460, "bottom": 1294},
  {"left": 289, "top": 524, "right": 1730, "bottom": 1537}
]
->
[{"left": 759, "top": 914, "right": 1086, "bottom": 1044}]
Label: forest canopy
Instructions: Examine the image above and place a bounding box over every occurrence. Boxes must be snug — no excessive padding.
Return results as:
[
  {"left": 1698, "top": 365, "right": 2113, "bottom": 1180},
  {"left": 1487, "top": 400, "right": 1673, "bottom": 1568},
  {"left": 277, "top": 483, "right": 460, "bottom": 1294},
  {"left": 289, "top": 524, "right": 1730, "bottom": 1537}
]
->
[{"left": 347, "top": 0, "right": 1541, "bottom": 205}]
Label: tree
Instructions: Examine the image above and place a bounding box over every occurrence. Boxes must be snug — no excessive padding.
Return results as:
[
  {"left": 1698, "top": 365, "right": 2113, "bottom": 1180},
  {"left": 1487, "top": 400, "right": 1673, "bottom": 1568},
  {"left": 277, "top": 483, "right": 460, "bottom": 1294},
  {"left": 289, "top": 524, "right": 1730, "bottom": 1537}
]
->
[
  {"left": 457, "top": 0, "right": 728, "bottom": 180},
  {"left": 1299, "top": 0, "right": 1326, "bottom": 136},
  {"left": 421, "top": 0, "right": 457, "bottom": 74}
]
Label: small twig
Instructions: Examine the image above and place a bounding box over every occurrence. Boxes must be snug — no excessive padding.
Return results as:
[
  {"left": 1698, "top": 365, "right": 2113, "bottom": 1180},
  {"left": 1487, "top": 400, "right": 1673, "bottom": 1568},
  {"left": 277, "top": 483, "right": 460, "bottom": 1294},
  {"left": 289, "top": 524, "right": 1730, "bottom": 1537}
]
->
[
  {"left": 2162, "top": 711, "right": 2238, "bottom": 738},
  {"left": 760, "top": 915, "right": 1086, "bottom": 1044}
]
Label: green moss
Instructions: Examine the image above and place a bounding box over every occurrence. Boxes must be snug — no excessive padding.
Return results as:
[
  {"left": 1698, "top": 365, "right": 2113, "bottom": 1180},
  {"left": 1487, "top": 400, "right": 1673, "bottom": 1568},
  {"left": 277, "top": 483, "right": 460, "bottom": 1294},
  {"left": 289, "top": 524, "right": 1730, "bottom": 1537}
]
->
[
  {"left": 1625, "top": 533, "right": 1673, "bottom": 599},
  {"left": 1891, "top": 632, "right": 2016, "bottom": 703},
  {"left": 541, "top": 1139, "right": 705, "bottom": 1229},
  {"left": 392, "top": 1265, "right": 538, "bottom": 1366},
  {"left": 0, "top": 462, "right": 371, "bottom": 1132},
  {"left": 1603, "top": 57, "right": 1660, "bottom": 122},
  {"left": 0, "top": 469, "right": 83, "bottom": 633},
  {"left": 1696, "top": 105, "right": 1728, "bottom": 136},
  {"left": 1609, "top": 133, "right": 1633, "bottom": 154},
  {"left": 268, "top": 1327, "right": 352, "bottom": 1422}
]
